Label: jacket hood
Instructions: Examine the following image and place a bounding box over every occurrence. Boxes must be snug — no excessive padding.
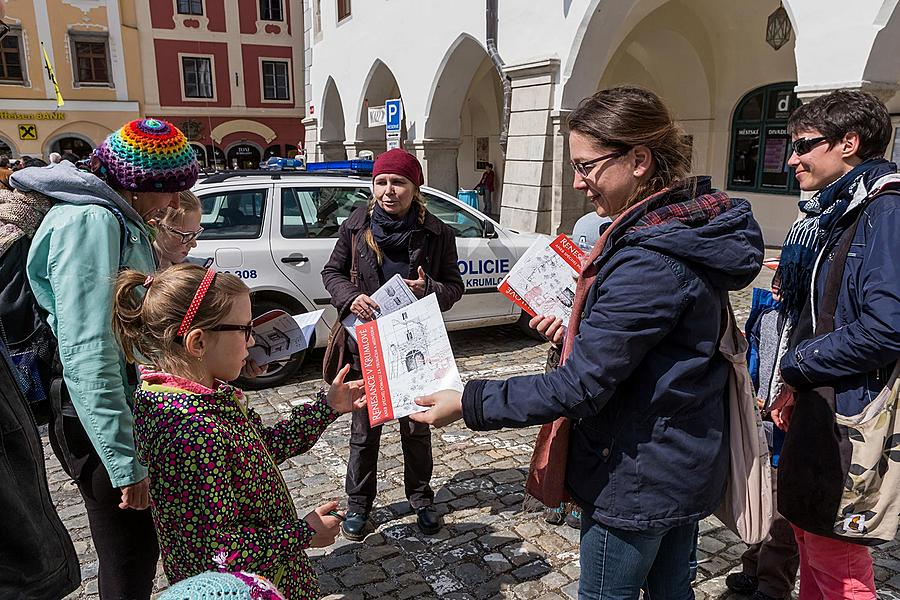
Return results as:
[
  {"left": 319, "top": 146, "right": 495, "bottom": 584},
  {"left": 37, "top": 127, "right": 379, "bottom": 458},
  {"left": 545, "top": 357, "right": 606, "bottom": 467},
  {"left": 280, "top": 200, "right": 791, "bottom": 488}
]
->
[
  {"left": 620, "top": 177, "right": 764, "bottom": 291},
  {"left": 9, "top": 160, "right": 144, "bottom": 225}
]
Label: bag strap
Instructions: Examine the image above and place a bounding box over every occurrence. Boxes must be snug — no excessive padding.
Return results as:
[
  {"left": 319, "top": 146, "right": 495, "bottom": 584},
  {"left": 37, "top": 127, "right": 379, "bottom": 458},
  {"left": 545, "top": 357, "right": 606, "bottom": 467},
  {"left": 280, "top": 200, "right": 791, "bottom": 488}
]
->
[{"left": 349, "top": 230, "right": 359, "bottom": 285}]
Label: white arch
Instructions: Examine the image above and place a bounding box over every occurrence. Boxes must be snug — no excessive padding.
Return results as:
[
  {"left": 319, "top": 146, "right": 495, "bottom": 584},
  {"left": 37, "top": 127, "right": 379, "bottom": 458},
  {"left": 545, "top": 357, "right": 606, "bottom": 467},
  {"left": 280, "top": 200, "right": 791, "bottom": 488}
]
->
[
  {"left": 862, "top": 0, "right": 900, "bottom": 87},
  {"left": 43, "top": 132, "right": 96, "bottom": 158},
  {"left": 319, "top": 76, "right": 346, "bottom": 143},
  {"left": 423, "top": 33, "right": 493, "bottom": 139},
  {"left": 210, "top": 119, "right": 277, "bottom": 144},
  {"left": 0, "top": 132, "right": 19, "bottom": 157},
  {"left": 354, "top": 59, "right": 403, "bottom": 141}
]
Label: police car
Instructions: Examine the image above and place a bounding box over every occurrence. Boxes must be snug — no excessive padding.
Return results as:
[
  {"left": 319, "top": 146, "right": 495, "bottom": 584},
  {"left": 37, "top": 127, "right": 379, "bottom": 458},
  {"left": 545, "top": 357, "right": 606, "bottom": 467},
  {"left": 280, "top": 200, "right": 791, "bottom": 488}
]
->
[{"left": 191, "top": 162, "right": 544, "bottom": 388}]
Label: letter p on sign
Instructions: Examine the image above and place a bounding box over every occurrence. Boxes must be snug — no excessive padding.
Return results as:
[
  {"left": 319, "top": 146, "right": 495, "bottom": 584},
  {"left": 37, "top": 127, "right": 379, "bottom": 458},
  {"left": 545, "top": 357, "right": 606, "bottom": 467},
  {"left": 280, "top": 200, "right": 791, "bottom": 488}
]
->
[{"left": 385, "top": 99, "right": 402, "bottom": 133}]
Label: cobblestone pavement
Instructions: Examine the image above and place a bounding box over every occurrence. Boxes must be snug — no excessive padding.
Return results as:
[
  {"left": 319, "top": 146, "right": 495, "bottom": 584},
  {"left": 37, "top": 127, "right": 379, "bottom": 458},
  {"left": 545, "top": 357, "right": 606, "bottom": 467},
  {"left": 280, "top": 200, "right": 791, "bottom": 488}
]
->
[{"left": 50, "top": 265, "right": 900, "bottom": 599}]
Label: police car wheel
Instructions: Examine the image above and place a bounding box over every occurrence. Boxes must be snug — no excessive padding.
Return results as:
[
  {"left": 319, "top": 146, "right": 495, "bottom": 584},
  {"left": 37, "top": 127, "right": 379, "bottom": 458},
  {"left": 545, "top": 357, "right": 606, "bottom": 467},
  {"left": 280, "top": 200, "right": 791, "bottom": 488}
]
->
[
  {"left": 517, "top": 310, "right": 546, "bottom": 341},
  {"left": 235, "top": 300, "right": 307, "bottom": 390}
]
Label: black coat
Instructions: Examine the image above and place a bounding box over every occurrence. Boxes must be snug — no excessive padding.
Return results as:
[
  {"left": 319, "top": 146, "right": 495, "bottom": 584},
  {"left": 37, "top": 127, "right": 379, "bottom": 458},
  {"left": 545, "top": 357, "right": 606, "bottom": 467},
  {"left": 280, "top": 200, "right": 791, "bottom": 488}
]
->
[
  {"left": 0, "top": 342, "right": 80, "bottom": 599},
  {"left": 321, "top": 206, "right": 464, "bottom": 318}
]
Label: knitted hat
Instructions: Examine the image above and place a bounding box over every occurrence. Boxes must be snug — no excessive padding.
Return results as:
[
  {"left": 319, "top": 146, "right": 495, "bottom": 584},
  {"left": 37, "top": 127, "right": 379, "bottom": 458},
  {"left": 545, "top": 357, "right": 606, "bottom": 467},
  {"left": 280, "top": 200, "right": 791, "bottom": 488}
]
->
[
  {"left": 92, "top": 118, "right": 199, "bottom": 193},
  {"left": 158, "top": 572, "right": 286, "bottom": 600},
  {"left": 372, "top": 149, "right": 424, "bottom": 186}
]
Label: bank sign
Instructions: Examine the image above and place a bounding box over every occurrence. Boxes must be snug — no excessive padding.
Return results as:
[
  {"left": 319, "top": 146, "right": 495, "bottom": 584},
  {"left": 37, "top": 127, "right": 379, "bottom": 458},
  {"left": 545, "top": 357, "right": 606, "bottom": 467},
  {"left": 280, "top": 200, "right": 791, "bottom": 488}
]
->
[{"left": 457, "top": 257, "right": 510, "bottom": 289}]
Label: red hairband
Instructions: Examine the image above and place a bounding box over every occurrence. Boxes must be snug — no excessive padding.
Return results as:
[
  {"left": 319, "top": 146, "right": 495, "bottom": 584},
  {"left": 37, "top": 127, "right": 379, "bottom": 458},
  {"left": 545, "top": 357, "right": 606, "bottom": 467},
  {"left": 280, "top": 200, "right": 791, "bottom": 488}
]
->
[{"left": 177, "top": 268, "right": 217, "bottom": 338}]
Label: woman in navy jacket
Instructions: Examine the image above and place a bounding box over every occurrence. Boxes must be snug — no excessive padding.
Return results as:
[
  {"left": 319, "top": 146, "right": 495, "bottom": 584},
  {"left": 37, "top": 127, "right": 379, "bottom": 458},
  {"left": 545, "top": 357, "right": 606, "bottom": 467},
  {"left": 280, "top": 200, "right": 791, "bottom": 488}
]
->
[{"left": 412, "top": 87, "right": 764, "bottom": 599}]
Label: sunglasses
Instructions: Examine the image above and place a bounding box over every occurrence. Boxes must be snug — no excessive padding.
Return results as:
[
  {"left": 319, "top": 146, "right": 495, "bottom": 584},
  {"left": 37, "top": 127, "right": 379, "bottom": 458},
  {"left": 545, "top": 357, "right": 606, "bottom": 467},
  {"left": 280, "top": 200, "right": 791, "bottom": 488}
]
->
[
  {"left": 208, "top": 322, "right": 254, "bottom": 342},
  {"left": 159, "top": 222, "right": 204, "bottom": 244},
  {"left": 570, "top": 149, "right": 629, "bottom": 178},
  {"left": 0, "top": 22, "right": 10, "bottom": 41},
  {"left": 791, "top": 136, "right": 828, "bottom": 156}
]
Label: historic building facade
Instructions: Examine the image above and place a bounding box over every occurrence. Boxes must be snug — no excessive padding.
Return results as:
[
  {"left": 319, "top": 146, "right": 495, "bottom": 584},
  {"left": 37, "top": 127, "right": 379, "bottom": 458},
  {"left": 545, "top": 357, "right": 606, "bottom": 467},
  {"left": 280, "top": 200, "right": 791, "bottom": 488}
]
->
[
  {"left": 0, "top": 0, "right": 142, "bottom": 159},
  {"left": 135, "top": 0, "right": 305, "bottom": 170},
  {"left": 304, "top": 0, "right": 900, "bottom": 244}
]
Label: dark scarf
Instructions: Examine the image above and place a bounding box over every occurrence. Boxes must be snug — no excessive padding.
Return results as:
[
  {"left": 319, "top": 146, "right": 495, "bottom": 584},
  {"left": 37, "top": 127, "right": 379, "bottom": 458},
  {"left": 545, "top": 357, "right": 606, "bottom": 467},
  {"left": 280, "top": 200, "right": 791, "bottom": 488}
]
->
[
  {"left": 370, "top": 203, "right": 419, "bottom": 251},
  {"left": 777, "top": 159, "right": 895, "bottom": 322}
]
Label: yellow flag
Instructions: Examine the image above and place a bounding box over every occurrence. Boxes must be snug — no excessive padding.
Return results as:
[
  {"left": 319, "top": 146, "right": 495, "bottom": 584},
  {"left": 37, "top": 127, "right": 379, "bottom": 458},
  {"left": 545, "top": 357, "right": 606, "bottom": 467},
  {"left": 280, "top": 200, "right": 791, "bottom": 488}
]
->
[{"left": 41, "top": 43, "right": 64, "bottom": 108}]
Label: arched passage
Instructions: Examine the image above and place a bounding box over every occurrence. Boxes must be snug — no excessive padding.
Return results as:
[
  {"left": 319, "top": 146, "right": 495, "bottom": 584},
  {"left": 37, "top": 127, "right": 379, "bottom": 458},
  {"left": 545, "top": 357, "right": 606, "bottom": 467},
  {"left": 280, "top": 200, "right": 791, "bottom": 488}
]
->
[
  {"left": 862, "top": 2, "right": 900, "bottom": 93},
  {"left": 355, "top": 59, "right": 405, "bottom": 154},
  {"left": 320, "top": 76, "right": 348, "bottom": 160}
]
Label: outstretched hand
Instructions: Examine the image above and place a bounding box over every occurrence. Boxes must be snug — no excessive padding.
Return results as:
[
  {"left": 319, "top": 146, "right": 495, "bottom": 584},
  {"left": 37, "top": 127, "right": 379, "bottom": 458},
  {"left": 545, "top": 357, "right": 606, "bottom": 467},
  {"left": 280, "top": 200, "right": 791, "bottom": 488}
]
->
[
  {"left": 404, "top": 266, "right": 428, "bottom": 298},
  {"left": 327, "top": 364, "right": 367, "bottom": 414},
  {"left": 408, "top": 389, "right": 464, "bottom": 427}
]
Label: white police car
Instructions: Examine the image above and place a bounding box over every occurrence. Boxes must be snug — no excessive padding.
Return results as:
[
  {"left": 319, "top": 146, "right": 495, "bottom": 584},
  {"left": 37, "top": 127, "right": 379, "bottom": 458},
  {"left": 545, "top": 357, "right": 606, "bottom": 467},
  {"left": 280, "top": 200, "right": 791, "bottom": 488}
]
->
[{"left": 191, "top": 162, "right": 544, "bottom": 388}]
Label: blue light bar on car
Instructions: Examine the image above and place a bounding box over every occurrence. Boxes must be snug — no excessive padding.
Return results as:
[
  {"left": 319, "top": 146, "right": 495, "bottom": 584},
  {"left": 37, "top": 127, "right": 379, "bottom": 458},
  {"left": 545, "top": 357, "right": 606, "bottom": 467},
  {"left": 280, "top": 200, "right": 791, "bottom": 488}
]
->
[{"left": 305, "top": 160, "right": 374, "bottom": 174}]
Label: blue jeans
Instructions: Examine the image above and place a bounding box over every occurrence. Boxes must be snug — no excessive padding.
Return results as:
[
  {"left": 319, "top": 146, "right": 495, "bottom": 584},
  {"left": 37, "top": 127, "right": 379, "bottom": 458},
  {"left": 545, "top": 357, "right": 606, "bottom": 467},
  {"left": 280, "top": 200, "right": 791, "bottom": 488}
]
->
[{"left": 579, "top": 514, "right": 697, "bottom": 600}]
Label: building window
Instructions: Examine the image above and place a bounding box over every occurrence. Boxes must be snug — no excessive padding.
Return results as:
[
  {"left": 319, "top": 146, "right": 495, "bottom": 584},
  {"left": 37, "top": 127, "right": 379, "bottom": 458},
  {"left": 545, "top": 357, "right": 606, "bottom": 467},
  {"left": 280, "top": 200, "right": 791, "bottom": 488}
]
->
[
  {"left": 0, "top": 32, "right": 25, "bottom": 83},
  {"left": 262, "top": 60, "right": 290, "bottom": 100},
  {"left": 337, "top": 0, "right": 351, "bottom": 21},
  {"left": 177, "top": 0, "right": 203, "bottom": 15},
  {"left": 182, "top": 56, "right": 213, "bottom": 99},
  {"left": 259, "top": 0, "right": 283, "bottom": 21},
  {"left": 728, "top": 82, "right": 801, "bottom": 195},
  {"left": 71, "top": 36, "right": 110, "bottom": 85}
]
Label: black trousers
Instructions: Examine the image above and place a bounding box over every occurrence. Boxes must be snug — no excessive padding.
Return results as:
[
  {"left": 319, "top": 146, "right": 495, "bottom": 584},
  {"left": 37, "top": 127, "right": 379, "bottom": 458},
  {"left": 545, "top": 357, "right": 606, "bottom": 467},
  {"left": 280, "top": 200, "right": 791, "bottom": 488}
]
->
[
  {"left": 345, "top": 407, "right": 435, "bottom": 514},
  {"left": 49, "top": 408, "right": 159, "bottom": 600}
]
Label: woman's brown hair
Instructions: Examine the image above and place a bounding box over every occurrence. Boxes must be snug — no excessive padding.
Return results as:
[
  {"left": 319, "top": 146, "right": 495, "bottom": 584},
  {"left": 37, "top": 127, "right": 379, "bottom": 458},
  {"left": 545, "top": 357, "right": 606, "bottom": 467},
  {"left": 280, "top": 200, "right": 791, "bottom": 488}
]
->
[
  {"left": 364, "top": 186, "right": 427, "bottom": 265},
  {"left": 111, "top": 264, "right": 249, "bottom": 374},
  {"left": 567, "top": 86, "right": 692, "bottom": 206}
]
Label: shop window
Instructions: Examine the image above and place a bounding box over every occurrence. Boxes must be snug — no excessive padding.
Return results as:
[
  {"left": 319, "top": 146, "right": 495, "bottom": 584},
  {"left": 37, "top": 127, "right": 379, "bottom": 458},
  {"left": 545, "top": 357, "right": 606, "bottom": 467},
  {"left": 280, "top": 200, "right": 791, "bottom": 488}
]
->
[
  {"left": 0, "top": 30, "right": 25, "bottom": 83},
  {"left": 260, "top": 0, "right": 283, "bottom": 21},
  {"left": 182, "top": 56, "right": 214, "bottom": 99},
  {"left": 262, "top": 60, "right": 290, "bottom": 100},
  {"left": 337, "top": 0, "right": 351, "bottom": 21},
  {"left": 71, "top": 35, "right": 111, "bottom": 85},
  {"left": 264, "top": 144, "right": 281, "bottom": 159},
  {"left": 51, "top": 137, "right": 93, "bottom": 159},
  {"left": 177, "top": 0, "right": 203, "bottom": 15},
  {"left": 728, "top": 83, "right": 800, "bottom": 195}
]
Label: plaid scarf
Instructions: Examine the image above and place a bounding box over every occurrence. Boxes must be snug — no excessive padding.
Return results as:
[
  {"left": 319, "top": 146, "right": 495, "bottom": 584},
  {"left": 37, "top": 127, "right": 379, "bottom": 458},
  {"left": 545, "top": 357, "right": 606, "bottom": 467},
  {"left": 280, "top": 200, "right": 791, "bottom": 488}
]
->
[
  {"left": 627, "top": 190, "right": 732, "bottom": 234},
  {"left": 777, "top": 159, "right": 893, "bottom": 322}
]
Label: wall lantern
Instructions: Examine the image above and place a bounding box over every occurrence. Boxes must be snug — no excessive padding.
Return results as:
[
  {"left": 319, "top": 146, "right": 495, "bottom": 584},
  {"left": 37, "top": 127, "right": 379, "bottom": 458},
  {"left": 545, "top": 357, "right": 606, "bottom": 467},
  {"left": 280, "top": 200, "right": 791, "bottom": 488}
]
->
[{"left": 766, "top": 4, "right": 792, "bottom": 51}]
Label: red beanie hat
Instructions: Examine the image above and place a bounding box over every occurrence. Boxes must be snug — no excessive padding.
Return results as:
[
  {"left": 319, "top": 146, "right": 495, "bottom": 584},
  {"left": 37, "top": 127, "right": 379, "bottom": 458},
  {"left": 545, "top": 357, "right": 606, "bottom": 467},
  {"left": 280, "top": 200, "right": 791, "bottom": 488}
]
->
[{"left": 372, "top": 149, "right": 424, "bottom": 186}]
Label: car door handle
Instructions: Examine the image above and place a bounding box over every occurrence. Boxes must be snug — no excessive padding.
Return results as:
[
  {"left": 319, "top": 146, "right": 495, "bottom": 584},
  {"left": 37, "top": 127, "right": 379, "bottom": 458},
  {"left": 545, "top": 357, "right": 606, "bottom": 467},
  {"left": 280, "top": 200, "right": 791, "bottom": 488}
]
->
[{"left": 281, "top": 255, "right": 309, "bottom": 265}]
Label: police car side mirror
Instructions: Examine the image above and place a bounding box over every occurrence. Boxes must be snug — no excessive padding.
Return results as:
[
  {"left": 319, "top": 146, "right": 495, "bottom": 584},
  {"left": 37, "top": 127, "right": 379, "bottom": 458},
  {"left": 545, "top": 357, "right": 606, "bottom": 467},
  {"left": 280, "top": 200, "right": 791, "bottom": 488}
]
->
[{"left": 483, "top": 221, "right": 497, "bottom": 239}]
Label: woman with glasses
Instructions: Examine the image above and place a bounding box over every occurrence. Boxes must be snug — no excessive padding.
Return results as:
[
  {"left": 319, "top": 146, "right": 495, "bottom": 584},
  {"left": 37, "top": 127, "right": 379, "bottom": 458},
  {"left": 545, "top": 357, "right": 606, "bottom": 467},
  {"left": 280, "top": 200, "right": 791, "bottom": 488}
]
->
[
  {"left": 153, "top": 190, "right": 204, "bottom": 269},
  {"left": 410, "top": 86, "right": 764, "bottom": 599}
]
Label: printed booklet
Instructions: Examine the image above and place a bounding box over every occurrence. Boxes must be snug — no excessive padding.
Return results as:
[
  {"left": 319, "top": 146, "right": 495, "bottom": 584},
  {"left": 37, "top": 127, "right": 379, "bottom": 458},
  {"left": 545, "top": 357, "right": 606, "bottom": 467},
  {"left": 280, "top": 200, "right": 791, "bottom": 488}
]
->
[
  {"left": 356, "top": 293, "right": 463, "bottom": 427},
  {"left": 342, "top": 273, "right": 418, "bottom": 341},
  {"left": 248, "top": 309, "right": 324, "bottom": 366},
  {"left": 498, "top": 234, "right": 584, "bottom": 322}
]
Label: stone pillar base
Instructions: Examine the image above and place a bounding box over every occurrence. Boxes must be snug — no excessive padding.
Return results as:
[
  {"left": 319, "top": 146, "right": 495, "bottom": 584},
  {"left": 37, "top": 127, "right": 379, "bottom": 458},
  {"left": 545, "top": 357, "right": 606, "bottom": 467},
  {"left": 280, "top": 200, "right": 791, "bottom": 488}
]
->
[{"left": 405, "top": 138, "right": 460, "bottom": 195}]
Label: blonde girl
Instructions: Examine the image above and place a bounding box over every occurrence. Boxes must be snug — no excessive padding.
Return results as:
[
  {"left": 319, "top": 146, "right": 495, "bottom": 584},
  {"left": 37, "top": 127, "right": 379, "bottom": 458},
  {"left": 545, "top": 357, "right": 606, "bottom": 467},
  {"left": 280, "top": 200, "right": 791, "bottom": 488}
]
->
[
  {"left": 112, "top": 263, "right": 364, "bottom": 598},
  {"left": 153, "top": 190, "right": 203, "bottom": 269}
]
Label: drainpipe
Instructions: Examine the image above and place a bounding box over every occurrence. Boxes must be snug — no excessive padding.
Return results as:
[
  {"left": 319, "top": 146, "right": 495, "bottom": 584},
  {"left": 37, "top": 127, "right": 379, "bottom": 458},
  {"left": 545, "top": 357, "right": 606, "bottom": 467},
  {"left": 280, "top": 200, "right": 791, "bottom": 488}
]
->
[{"left": 486, "top": 0, "right": 511, "bottom": 156}]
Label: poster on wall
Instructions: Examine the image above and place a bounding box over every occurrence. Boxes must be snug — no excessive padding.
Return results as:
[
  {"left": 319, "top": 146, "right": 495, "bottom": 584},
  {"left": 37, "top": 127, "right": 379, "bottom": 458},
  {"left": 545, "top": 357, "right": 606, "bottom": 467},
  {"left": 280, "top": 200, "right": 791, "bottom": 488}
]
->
[
  {"left": 475, "top": 136, "right": 489, "bottom": 170},
  {"left": 761, "top": 127, "right": 790, "bottom": 190}
]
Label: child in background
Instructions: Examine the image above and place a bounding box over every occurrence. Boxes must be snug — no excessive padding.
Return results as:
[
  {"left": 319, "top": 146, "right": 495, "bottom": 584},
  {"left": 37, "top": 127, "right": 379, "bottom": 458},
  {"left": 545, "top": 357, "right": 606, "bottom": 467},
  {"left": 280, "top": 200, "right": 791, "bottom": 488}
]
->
[
  {"left": 111, "top": 263, "right": 365, "bottom": 598},
  {"left": 153, "top": 190, "right": 204, "bottom": 269}
]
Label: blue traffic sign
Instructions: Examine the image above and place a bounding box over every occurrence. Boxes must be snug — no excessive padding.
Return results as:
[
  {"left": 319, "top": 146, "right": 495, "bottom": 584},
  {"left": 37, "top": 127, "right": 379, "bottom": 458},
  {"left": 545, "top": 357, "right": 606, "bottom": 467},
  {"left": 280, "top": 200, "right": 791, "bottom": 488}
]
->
[{"left": 385, "top": 98, "right": 402, "bottom": 133}]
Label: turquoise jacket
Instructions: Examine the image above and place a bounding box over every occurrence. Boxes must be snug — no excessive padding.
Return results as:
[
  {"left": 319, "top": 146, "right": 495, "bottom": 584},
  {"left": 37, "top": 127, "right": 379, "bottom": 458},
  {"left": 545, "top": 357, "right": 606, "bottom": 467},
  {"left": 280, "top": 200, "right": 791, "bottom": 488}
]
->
[{"left": 20, "top": 162, "right": 157, "bottom": 488}]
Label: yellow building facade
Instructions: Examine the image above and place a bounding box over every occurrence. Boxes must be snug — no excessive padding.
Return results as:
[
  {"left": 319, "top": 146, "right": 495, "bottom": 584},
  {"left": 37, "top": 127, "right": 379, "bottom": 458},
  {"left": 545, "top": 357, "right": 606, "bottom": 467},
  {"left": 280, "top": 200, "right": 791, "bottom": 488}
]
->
[{"left": 0, "top": 0, "right": 143, "bottom": 158}]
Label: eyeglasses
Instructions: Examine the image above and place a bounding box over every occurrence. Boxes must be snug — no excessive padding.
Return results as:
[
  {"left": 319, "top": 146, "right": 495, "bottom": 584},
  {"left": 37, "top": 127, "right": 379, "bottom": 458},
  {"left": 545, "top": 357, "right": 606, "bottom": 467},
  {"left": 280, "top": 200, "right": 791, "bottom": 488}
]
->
[
  {"left": 0, "top": 22, "right": 10, "bottom": 41},
  {"left": 570, "top": 149, "right": 628, "bottom": 178},
  {"left": 208, "top": 322, "right": 253, "bottom": 342},
  {"left": 791, "top": 136, "right": 828, "bottom": 156},
  {"left": 158, "top": 222, "right": 204, "bottom": 244}
]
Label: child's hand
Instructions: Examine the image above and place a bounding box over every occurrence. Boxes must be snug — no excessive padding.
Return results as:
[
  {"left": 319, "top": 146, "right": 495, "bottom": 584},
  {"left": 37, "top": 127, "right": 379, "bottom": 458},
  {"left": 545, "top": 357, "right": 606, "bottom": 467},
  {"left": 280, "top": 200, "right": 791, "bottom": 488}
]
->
[
  {"left": 304, "top": 501, "right": 343, "bottom": 547},
  {"left": 326, "top": 364, "right": 367, "bottom": 414}
]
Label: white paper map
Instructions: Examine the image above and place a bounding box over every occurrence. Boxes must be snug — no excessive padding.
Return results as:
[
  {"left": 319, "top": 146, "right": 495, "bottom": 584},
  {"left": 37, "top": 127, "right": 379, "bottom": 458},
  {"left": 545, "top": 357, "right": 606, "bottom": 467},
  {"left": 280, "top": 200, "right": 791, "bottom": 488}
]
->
[
  {"left": 247, "top": 309, "right": 323, "bottom": 366},
  {"left": 342, "top": 273, "right": 418, "bottom": 341},
  {"left": 498, "top": 234, "right": 584, "bottom": 322},
  {"left": 356, "top": 293, "right": 463, "bottom": 427}
]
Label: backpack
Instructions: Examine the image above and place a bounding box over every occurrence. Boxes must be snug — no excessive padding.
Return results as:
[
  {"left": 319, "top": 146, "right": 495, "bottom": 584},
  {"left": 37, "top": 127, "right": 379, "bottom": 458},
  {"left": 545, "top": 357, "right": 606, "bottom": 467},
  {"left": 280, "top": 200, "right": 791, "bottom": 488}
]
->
[{"left": 0, "top": 187, "right": 127, "bottom": 425}]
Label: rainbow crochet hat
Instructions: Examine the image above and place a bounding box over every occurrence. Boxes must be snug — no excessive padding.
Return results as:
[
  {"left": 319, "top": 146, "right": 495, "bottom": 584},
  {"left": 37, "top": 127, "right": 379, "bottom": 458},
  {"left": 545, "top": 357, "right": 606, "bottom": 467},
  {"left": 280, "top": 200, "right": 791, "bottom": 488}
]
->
[{"left": 92, "top": 118, "right": 199, "bottom": 193}]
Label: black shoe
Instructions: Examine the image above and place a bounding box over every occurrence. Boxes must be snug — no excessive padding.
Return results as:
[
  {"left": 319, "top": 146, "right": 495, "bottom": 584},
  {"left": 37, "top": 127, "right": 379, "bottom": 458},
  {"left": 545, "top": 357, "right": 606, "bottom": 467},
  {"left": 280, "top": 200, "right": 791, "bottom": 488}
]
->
[
  {"left": 341, "top": 512, "right": 374, "bottom": 542},
  {"left": 749, "top": 591, "right": 780, "bottom": 600},
  {"left": 725, "top": 572, "right": 758, "bottom": 595},
  {"left": 416, "top": 506, "right": 442, "bottom": 535}
]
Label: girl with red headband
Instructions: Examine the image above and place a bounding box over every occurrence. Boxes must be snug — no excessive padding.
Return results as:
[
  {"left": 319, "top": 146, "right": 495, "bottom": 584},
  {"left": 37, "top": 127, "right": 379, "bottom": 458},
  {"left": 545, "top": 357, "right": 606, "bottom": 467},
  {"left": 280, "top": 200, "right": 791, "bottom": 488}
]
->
[
  {"left": 110, "top": 263, "right": 365, "bottom": 598},
  {"left": 322, "top": 149, "right": 465, "bottom": 541}
]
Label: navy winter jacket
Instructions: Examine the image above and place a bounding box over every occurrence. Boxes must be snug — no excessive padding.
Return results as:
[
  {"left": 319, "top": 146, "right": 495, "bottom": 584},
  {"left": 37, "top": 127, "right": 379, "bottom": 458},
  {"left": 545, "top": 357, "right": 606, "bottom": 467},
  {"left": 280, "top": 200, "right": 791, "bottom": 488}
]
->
[
  {"left": 780, "top": 177, "right": 900, "bottom": 416},
  {"left": 463, "top": 179, "right": 764, "bottom": 531}
]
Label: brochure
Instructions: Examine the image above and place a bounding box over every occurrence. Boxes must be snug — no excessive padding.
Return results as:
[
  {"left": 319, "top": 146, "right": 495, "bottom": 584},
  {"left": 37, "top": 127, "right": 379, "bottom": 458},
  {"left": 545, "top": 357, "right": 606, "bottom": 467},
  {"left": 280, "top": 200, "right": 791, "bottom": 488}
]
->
[
  {"left": 356, "top": 293, "right": 463, "bottom": 427},
  {"left": 342, "top": 273, "right": 418, "bottom": 341},
  {"left": 498, "top": 234, "right": 584, "bottom": 322},
  {"left": 247, "top": 309, "right": 324, "bottom": 366}
]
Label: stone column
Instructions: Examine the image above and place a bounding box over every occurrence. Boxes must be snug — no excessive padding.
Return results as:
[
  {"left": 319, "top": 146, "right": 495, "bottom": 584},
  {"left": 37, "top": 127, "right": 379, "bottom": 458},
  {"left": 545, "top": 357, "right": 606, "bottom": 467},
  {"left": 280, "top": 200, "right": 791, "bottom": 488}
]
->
[
  {"left": 550, "top": 109, "right": 591, "bottom": 235},
  {"left": 500, "top": 58, "right": 560, "bottom": 234},
  {"left": 405, "top": 138, "right": 460, "bottom": 195},
  {"left": 301, "top": 117, "right": 321, "bottom": 162}
]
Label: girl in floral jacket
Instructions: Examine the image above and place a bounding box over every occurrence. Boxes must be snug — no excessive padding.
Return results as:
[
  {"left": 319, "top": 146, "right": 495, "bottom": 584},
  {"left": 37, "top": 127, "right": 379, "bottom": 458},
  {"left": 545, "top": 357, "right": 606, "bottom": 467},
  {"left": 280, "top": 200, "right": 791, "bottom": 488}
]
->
[{"left": 111, "top": 263, "right": 365, "bottom": 598}]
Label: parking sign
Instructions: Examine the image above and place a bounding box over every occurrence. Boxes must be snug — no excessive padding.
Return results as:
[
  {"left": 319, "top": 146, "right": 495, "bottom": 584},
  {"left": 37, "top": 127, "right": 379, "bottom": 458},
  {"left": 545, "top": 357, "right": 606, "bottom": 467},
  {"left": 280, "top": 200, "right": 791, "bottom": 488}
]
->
[{"left": 385, "top": 98, "right": 402, "bottom": 133}]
